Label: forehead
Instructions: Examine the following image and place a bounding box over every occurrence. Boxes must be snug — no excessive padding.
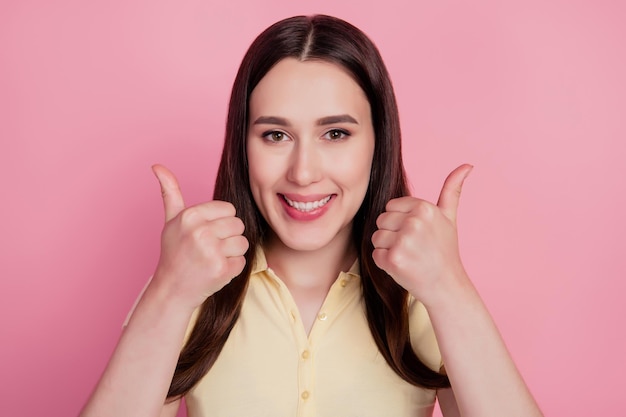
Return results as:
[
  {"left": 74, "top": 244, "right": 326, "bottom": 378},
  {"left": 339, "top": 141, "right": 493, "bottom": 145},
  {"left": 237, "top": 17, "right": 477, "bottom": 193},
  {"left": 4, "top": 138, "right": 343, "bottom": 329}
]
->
[{"left": 248, "top": 58, "right": 371, "bottom": 123}]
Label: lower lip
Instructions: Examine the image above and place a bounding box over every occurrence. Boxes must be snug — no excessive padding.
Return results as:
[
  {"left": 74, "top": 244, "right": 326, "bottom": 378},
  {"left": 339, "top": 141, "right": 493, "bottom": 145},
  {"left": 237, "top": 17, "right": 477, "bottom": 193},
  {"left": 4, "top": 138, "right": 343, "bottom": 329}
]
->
[{"left": 279, "top": 195, "right": 334, "bottom": 221}]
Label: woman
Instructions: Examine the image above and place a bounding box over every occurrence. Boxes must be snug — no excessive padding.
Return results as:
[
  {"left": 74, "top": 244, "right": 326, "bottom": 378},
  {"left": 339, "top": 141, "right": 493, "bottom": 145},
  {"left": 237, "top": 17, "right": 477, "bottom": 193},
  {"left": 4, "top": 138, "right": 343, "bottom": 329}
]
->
[{"left": 81, "top": 15, "right": 543, "bottom": 417}]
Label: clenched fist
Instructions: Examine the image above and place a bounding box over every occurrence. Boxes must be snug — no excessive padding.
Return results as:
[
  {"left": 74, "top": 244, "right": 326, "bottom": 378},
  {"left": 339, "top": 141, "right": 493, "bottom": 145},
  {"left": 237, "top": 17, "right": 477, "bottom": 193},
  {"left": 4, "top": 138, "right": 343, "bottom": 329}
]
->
[
  {"left": 151, "top": 164, "right": 249, "bottom": 309},
  {"left": 371, "top": 164, "right": 473, "bottom": 306}
]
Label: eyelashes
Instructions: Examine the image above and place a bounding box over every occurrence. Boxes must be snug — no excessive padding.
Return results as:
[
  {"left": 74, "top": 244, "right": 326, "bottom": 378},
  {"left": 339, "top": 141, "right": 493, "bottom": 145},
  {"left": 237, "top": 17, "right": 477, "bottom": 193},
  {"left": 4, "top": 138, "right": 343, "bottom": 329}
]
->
[
  {"left": 262, "top": 130, "right": 288, "bottom": 142},
  {"left": 261, "top": 128, "right": 351, "bottom": 143},
  {"left": 323, "top": 129, "right": 350, "bottom": 141}
]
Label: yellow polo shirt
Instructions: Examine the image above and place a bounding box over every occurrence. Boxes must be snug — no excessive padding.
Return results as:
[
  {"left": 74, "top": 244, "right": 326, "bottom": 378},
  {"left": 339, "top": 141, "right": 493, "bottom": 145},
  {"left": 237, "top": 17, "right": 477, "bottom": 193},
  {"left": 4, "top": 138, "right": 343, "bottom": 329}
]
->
[{"left": 183, "top": 247, "right": 443, "bottom": 417}]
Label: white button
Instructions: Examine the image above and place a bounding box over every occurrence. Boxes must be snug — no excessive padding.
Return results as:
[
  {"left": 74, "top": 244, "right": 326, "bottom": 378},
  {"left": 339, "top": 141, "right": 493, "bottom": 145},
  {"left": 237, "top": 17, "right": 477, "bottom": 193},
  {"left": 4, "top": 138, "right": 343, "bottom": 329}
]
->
[
  {"left": 301, "top": 350, "right": 310, "bottom": 359},
  {"left": 318, "top": 312, "right": 328, "bottom": 321},
  {"left": 340, "top": 279, "right": 347, "bottom": 287},
  {"left": 301, "top": 390, "right": 310, "bottom": 400}
]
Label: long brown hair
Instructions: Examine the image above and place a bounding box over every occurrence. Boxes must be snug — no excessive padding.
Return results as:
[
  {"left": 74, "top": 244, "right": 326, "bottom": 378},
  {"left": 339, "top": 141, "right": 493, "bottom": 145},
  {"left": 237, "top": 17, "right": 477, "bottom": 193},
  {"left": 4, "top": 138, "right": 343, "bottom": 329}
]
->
[{"left": 167, "top": 14, "right": 450, "bottom": 399}]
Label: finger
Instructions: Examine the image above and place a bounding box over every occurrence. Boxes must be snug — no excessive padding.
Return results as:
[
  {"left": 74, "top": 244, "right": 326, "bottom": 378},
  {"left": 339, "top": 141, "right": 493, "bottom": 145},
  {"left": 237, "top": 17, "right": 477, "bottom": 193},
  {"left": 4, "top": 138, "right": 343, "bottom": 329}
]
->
[
  {"left": 152, "top": 164, "right": 185, "bottom": 222},
  {"left": 190, "top": 201, "right": 237, "bottom": 223},
  {"left": 220, "top": 235, "right": 250, "bottom": 257},
  {"left": 210, "top": 256, "right": 247, "bottom": 293},
  {"left": 436, "top": 164, "right": 473, "bottom": 223},
  {"left": 371, "top": 247, "right": 390, "bottom": 272},
  {"left": 375, "top": 211, "right": 407, "bottom": 232},
  {"left": 371, "top": 229, "right": 397, "bottom": 249},
  {"left": 225, "top": 255, "right": 247, "bottom": 278},
  {"left": 209, "top": 216, "right": 245, "bottom": 240},
  {"left": 384, "top": 196, "right": 423, "bottom": 213}
]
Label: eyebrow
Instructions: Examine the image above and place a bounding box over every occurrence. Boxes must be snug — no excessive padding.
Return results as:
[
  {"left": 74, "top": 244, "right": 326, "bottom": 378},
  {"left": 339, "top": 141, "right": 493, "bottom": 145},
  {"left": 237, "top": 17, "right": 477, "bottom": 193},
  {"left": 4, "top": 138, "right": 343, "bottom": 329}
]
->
[
  {"left": 252, "top": 114, "right": 359, "bottom": 126},
  {"left": 317, "top": 114, "right": 359, "bottom": 125}
]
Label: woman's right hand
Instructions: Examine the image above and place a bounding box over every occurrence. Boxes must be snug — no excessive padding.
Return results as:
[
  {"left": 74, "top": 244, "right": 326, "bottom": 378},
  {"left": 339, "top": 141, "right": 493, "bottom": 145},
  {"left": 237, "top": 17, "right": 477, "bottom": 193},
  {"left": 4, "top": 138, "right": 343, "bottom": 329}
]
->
[{"left": 151, "top": 164, "right": 249, "bottom": 309}]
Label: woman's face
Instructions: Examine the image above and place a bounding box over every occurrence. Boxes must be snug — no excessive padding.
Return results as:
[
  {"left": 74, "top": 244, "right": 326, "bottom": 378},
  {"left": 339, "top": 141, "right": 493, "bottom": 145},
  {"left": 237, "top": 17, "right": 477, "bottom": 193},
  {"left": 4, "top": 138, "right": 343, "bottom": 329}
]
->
[{"left": 246, "top": 58, "right": 375, "bottom": 253}]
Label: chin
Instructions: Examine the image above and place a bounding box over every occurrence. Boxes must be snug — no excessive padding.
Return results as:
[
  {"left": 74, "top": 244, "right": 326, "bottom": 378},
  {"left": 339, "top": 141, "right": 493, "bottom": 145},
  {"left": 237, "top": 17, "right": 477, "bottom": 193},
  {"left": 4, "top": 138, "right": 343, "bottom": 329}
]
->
[
  {"left": 281, "top": 238, "right": 332, "bottom": 252},
  {"left": 276, "top": 222, "right": 354, "bottom": 253},
  {"left": 273, "top": 230, "right": 337, "bottom": 253}
]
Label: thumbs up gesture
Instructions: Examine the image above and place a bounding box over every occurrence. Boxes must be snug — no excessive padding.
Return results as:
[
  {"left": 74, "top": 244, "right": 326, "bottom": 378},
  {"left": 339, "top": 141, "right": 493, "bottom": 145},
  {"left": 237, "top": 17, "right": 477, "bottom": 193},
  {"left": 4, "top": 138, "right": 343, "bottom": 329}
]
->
[
  {"left": 151, "top": 165, "right": 249, "bottom": 309},
  {"left": 371, "top": 164, "right": 473, "bottom": 305}
]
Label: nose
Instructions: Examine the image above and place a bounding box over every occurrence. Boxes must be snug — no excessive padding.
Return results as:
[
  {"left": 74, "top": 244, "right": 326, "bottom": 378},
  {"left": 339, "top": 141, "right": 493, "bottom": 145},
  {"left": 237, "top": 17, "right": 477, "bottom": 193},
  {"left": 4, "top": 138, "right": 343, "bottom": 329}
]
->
[{"left": 286, "top": 140, "right": 322, "bottom": 186}]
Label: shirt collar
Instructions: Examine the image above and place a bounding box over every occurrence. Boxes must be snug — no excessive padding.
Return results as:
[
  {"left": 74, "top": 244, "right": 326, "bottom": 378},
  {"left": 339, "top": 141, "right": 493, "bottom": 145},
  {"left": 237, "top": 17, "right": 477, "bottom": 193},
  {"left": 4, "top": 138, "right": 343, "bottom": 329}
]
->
[
  {"left": 251, "top": 245, "right": 269, "bottom": 275},
  {"left": 250, "top": 245, "right": 361, "bottom": 278}
]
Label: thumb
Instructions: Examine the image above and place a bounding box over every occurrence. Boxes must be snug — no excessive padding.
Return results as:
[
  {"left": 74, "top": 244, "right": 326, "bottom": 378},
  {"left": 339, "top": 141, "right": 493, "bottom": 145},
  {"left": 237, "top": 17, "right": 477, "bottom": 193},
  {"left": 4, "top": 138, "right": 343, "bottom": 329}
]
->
[
  {"left": 436, "top": 164, "right": 473, "bottom": 223},
  {"left": 152, "top": 164, "right": 185, "bottom": 222}
]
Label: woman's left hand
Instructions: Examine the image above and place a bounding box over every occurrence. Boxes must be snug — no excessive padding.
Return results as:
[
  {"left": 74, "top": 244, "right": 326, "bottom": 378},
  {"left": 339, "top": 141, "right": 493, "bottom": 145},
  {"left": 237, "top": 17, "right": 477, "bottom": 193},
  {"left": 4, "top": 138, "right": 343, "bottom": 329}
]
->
[{"left": 371, "top": 164, "right": 473, "bottom": 305}]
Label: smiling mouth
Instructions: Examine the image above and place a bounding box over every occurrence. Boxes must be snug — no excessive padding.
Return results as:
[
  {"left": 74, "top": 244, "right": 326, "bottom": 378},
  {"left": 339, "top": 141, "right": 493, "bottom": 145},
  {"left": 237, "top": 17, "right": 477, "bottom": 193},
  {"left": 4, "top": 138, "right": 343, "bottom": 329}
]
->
[{"left": 282, "top": 195, "right": 332, "bottom": 212}]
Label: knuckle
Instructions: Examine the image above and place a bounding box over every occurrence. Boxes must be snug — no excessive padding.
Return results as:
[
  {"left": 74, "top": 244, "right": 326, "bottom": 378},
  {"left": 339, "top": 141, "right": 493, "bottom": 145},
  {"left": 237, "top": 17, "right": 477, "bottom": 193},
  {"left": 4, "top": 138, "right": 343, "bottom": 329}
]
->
[
  {"left": 371, "top": 230, "right": 381, "bottom": 245},
  {"left": 395, "top": 232, "right": 413, "bottom": 252},
  {"left": 179, "top": 207, "right": 199, "bottom": 226},
  {"left": 375, "top": 213, "right": 384, "bottom": 229},
  {"left": 225, "top": 235, "right": 249, "bottom": 254},
  {"left": 238, "top": 236, "right": 250, "bottom": 252},
  {"left": 191, "top": 226, "right": 208, "bottom": 244},
  {"left": 412, "top": 202, "right": 435, "bottom": 221},
  {"left": 232, "top": 256, "right": 247, "bottom": 275},
  {"left": 404, "top": 215, "right": 423, "bottom": 231},
  {"left": 209, "top": 256, "right": 228, "bottom": 277},
  {"left": 371, "top": 248, "right": 384, "bottom": 266},
  {"left": 218, "top": 201, "right": 237, "bottom": 217},
  {"left": 233, "top": 217, "right": 246, "bottom": 234},
  {"left": 420, "top": 202, "right": 435, "bottom": 218},
  {"left": 387, "top": 247, "right": 406, "bottom": 268}
]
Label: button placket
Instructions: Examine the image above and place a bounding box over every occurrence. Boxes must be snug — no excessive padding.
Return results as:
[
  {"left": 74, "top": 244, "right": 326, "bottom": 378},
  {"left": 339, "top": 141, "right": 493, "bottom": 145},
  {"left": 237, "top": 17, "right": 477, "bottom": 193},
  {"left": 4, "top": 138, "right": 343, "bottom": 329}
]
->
[
  {"left": 297, "top": 342, "right": 314, "bottom": 416},
  {"left": 269, "top": 268, "right": 314, "bottom": 416}
]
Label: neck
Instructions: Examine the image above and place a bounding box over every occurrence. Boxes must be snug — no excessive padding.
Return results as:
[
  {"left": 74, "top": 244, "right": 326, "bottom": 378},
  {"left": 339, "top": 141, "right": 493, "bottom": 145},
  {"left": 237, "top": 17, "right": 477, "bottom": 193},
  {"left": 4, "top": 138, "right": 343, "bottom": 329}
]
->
[{"left": 264, "top": 231, "right": 356, "bottom": 292}]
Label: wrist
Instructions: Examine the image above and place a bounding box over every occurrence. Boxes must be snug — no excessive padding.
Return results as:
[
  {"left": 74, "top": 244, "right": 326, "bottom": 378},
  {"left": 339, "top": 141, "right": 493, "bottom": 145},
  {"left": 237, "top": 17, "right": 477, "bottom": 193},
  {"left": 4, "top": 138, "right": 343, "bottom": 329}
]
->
[
  {"left": 142, "top": 271, "right": 198, "bottom": 318},
  {"left": 413, "top": 266, "right": 478, "bottom": 312}
]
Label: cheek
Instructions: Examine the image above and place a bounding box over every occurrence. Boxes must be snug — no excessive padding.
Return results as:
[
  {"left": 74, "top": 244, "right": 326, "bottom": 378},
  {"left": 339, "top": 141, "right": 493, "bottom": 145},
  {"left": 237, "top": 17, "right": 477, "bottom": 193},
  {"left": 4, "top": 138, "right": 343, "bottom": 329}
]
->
[
  {"left": 247, "top": 166, "right": 268, "bottom": 222},
  {"left": 246, "top": 140, "right": 264, "bottom": 184},
  {"left": 247, "top": 163, "right": 266, "bottom": 199},
  {"left": 329, "top": 155, "right": 373, "bottom": 200},
  {"left": 341, "top": 143, "right": 374, "bottom": 187},
  {"left": 246, "top": 142, "right": 264, "bottom": 200},
  {"left": 246, "top": 145, "right": 278, "bottom": 206}
]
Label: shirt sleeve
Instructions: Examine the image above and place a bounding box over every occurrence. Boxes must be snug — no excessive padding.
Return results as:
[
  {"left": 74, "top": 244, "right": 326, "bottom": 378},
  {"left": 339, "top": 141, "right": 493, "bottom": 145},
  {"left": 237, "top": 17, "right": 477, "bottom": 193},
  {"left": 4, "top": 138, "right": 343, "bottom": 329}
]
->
[{"left": 408, "top": 296, "right": 444, "bottom": 372}]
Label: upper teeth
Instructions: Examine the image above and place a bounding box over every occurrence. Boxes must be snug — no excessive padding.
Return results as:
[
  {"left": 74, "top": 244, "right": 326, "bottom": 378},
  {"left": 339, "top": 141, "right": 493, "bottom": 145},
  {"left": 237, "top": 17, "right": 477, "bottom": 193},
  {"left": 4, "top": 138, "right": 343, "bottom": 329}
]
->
[{"left": 284, "top": 195, "right": 331, "bottom": 212}]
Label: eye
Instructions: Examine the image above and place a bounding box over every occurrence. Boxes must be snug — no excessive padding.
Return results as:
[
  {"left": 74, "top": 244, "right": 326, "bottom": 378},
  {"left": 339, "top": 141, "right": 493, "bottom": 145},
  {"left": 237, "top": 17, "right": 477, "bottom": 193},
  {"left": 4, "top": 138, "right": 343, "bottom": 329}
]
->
[
  {"left": 263, "top": 130, "right": 289, "bottom": 142},
  {"left": 324, "top": 129, "right": 350, "bottom": 141}
]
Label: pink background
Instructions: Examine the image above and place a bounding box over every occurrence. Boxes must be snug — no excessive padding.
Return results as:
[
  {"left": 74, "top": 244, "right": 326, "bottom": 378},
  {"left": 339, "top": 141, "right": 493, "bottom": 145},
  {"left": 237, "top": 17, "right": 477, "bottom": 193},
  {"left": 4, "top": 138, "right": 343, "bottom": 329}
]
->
[{"left": 1, "top": 0, "right": 624, "bottom": 416}]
